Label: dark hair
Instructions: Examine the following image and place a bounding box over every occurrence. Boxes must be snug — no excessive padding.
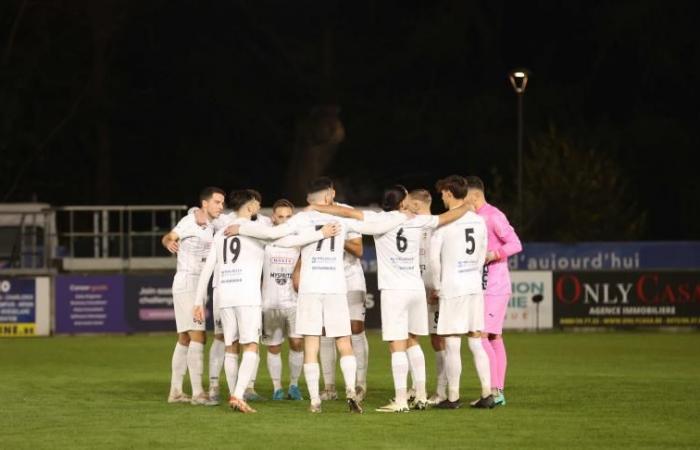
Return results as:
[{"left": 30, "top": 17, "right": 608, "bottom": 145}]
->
[
  {"left": 272, "top": 198, "right": 295, "bottom": 211},
  {"left": 465, "top": 175, "right": 485, "bottom": 192},
  {"left": 381, "top": 184, "right": 408, "bottom": 212},
  {"left": 435, "top": 175, "right": 469, "bottom": 199},
  {"left": 199, "top": 186, "right": 225, "bottom": 202},
  {"left": 409, "top": 188, "right": 432, "bottom": 205},
  {"left": 229, "top": 189, "right": 262, "bottom": 211},
  {"left": 306, "top": 176, "right": 334, "bottom": 194}
]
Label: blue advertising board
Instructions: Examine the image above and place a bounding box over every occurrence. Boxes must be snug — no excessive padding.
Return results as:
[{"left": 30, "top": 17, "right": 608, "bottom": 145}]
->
[
  {"left": 508, "top": 242, "right": 700, "bottom": 271},
  {"left": 0, "top": 278, "right": 37, "bottom": 336}
]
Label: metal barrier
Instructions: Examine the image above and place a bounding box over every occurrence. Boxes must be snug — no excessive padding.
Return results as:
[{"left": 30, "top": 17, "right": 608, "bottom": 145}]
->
[
  {"left": 0, "top": 204, "right": 56, "bottom": 274},
  {"left": 53, "top": 205, "right": 187, "bottom": 271},
  {"left": 0, "top": 204, "right": 187, "bottom": 272}
]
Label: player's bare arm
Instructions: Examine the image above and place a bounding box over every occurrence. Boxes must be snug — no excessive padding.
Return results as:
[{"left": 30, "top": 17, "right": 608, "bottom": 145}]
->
[
  {"left": 436, "top": 201, "right": 472, "bottom": 226},
  {"left": 193, "top": 305, "right": 204, "bottom": 324},
  {"left": 161, "top": 231, "right": 180, "bottom": 254},
  {"left": 224, "top": 224, "right": 239, "bottom": 236},
  {"left": 344, "top": 237, "right": 363, "bottom": 258}
]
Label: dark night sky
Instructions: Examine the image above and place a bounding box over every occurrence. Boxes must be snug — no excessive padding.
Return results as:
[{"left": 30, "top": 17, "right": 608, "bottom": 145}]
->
[{"left": 1, "top": 1, "right": 699, "bottom": 240}]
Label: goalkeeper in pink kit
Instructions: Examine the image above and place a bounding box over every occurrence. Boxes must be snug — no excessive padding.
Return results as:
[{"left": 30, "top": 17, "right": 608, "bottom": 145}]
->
[{"left": 465, "top": 176, "right": 522, "bottom": 406}]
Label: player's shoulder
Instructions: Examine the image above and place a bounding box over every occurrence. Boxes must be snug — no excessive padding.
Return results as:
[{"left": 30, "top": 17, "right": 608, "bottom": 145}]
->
[
  {"left": 256, "top": 214, "right": 273, "bottom": 226},
  {"left": 406, "top": 213, "right": 437, "bottom": 228},
  {"left": 483, "top": 203, "right": 508, "bottom": 219},
  {"left": 174, "top": 213, "right": 195, "bottom": 229},
  {"left": 213, "top": 212, "right": 235, "bottom": 227},
  {"left": 291, "top": 210, "right": 312, "bottom": 219},
  {"left": 464, "top": 210, "right": 486, "bottom": 221},
  {"left": 455, "top": 211, "right": 485, "bottom": 228}
]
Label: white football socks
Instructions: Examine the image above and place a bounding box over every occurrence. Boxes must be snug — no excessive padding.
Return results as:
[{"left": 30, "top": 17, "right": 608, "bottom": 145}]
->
[
  {"left": 406, "top": 345, "right": 427, "bottom": 401},
  {"left": 468, "top": 337, "right": 492, "bottom": 397},
  {"left": 339, "top": 355, "right": 357, "bottom": 398},
  {"left": 391, "top": 351, "right": 409, "bottom": 407},
  {"left": 224, "top": 352, "right": 239, "bottom": 396},
  {"left": 304, "top": 363, "right": 321, "bottom": 405},
  {"left": 445, "top": 337, "right": 462, "bottom": 402},
  {"left": 435, "top": 349, "right": 447, "bottom": 399},
  {"left": 288, "top": 350, "right": 303, "bottom": 387},
  {"left": 246, "top": 352, "right": 260, "bottom": 390},
  {"left": 187, "top": 341, "right": 204, "bottom": 397},
  {"left": 234, "top": 351, "right": 259, "bottom": 399},
  {"left": 170, "top": 342, "right": 189, "bottom": 392},
  {"left": 351, "top": 332, "right": 368, "bottom": 389},
  {"left": 319, "top": 336, "right": 336, "bottom": 390},
  {"left": 208, "top": 339, "right": 225, "bottom": 390},
  {"left": 267, "top": 352, "right": 283, "bottom": 391}
]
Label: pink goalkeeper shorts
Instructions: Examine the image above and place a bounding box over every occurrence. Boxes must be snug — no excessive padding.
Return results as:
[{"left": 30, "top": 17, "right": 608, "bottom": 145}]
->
[{"left": 483, "top": 293, "right": 511, "bottom": 335}]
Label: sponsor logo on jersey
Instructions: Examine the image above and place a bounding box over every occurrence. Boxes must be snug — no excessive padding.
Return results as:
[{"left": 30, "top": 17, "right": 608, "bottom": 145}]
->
[
  {"left": 270, "top": 272, "right": 292, "bottom": 285},
  {"left": 270, "top": 256, "right": 295, "bottom": 265}
]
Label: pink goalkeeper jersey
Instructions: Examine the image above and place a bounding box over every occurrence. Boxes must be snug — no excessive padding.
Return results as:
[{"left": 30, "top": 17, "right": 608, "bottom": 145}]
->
[{"left": 476, "top": 202, "right": 522, "bottom": 295}]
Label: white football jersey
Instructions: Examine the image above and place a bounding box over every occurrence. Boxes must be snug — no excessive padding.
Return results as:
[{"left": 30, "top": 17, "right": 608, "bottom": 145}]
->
[
  {"left": 262, "top": 245, "right": 300, "bottom": 310},
  {"left": 430, "top": 211, "right": 487, "bottom": 297},
  {"left": 207, "top": 212, "right": 272, "bottom": 288},
  {"left": 418, "top": 221, "right": 435, "bottom": 289},
  {"left": 236, "top": 209, "right": 406, "bottom": 295},
  {"left": 196, "top": 218, "right": 266, "bottom": 308},
  {"left": 286, "top": 211, "right": 351, "bottom": 295},
  {"left": 172, "top": 214, "right": 215, "bottom": 276},
  {"left": 336, "top": 202, "right": 366, "bottom": 292},
  {"left": 364, "top": 211, "right": 439, "bottom": 291}
]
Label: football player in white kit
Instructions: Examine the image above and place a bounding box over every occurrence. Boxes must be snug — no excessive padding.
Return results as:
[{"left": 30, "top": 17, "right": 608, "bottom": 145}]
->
[
  {"left": 161, "top": 187, "right": 225, "bottom": 405},
  {"left": 261, "top": 199, "right": 305, "bottom": 401},
  {"left": 309, "top": 178, "right": 370, "bottom": 402},
  {"left": 430, "top": 175, "right": 494, "bottom": 409},
  {"left": 408, "top": 188, "right": 447, "bottom": 405},
  {"left": 232, "top": 184, "right": 405, "bottom": 413},
  {"left": 191, "top": 202, "right": 273, "bottom": 402},
  {"left": 310, "top": 184, "right": 472, "bottom": 412},
  {"left": 194, "top": 189, "right": 338, "bottom": 413}
]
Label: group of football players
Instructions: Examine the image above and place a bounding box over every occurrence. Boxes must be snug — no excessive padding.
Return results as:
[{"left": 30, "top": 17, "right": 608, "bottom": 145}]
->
[{"left": 161, "top": 175, "right": 521, "bottom": 414}]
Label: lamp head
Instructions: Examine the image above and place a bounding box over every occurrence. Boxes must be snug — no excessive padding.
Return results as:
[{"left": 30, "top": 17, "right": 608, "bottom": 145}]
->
[{"left": 509, "top": 68, "right": 530, "bottom": 94}]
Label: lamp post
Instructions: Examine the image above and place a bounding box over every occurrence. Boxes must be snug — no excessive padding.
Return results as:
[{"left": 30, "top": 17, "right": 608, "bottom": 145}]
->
[
  {"left": 508, "top": 69, "right": 529, "bottom": 227},
  {"left": 531, "top": 294, "right": 543, "bottom": 332}
]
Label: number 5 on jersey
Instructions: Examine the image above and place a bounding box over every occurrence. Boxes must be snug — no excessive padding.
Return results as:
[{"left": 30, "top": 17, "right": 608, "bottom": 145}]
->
[{"left": 464, "top": 228, "right": 475, "bottom": 255}]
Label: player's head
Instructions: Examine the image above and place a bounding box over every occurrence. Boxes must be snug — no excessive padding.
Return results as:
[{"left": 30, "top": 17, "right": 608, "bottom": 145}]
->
[
  {"left": 465, "top": 175, "right": 485, "bottom": 206},
  {"left": 306, "top": 177, "right": 335, "bottom": 206},
  {"left": 199, "top": 186, "right": 225, "bottom": 219},
  {"left": 408, "top": 189, "right": 432, "bottom": 214},
  {"left": 435, "top": 175, "right": 469, "bottom": 209},
  {"left": 229, "top": 189, "right": 262, "bottom": 220},
  {"left": 381, "top": 184, "right": 409, "bottom": 212},
  {"left": 272, "top": 199, "right": 294, "bottom": 225}
]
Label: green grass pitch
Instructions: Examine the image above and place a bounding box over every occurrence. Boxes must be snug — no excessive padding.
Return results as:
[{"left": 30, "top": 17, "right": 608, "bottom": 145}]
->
[{"left": 2, "top": 331, "right": 699, "bottom": 449}]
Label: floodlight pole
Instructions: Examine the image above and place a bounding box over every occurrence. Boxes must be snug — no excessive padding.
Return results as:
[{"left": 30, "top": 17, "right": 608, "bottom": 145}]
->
[
  {"left": 516, "top": 92, "right": 523, "bottom": 227},
  {"left": 509, "top": 69, "right": 529, "bottom": 227}
]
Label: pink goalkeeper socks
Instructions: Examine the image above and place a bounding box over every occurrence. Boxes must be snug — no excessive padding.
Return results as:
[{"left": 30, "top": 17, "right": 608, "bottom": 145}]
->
[
  {"left": 482, "top": 338, "right": 498, "bottom": 390},
  {"left": 490, "top": 338, "right": 507, "bottom": 390}
]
